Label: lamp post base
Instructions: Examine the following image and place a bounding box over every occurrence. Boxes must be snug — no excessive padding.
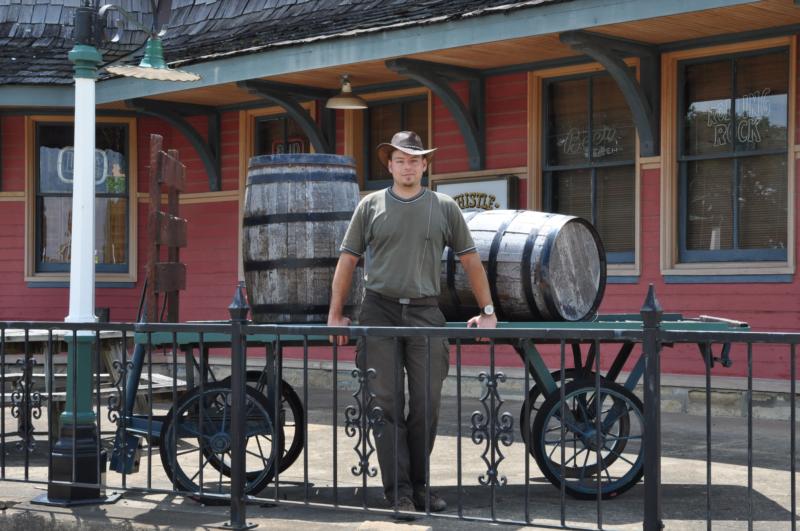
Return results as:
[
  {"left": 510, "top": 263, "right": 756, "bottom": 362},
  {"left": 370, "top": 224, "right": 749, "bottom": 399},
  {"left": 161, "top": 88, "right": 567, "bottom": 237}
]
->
[{"left": 33, "top": 423, "right": 121, "bottom": 507}]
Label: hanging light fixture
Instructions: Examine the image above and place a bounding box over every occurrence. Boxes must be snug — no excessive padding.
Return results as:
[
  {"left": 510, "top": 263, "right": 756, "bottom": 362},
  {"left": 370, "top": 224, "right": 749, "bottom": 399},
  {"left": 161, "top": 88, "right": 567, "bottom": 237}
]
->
[
  {"left": 325, "top": 74, "right": 368, "bottom": 110},
  {"left": 106, "top": 35, "right": 199, "bottom": 82},
  {"left": 99, "top": 3, "right": 200, "bottom": 82}
]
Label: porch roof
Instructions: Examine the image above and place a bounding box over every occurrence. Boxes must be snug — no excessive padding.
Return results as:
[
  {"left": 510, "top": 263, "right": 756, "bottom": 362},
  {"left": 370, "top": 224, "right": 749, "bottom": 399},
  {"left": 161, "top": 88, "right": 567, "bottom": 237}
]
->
[{"left": 1, "top": 0, "right": 797, "bottom": 108}]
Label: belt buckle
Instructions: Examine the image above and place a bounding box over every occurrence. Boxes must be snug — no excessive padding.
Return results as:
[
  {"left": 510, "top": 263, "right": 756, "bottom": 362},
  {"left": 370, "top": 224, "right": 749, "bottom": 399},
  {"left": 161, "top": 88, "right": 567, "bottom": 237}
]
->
[{"left": 398, "top": 298, "right": 411, "bottom": 305}]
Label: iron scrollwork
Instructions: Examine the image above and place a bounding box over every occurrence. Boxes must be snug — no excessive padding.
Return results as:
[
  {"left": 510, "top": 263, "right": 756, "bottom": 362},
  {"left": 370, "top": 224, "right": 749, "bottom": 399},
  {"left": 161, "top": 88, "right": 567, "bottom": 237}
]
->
[
  {"left": 11, "top": 358, "right": 42, "bottom": 452},
  {"left": 107, "top": 359, "right": 134, "bottom": 424},
  {"left": 471, "top": 370, "right": 514, "bottom": 486},
  {"left": 345, "top": 367, "right": 384, "bottom": 478}
]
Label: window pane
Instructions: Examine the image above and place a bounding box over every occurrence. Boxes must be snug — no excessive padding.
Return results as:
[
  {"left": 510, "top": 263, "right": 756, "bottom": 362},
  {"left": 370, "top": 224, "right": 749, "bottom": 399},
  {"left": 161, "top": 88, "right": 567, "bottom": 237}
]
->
[
  {"left": 96, "top": 197, "right": 128, "bottom": 265},
  {"left": 683, "top": 60, "right": 732, "bottom": 156},
  {"left": 735, "top": 51, "right": 789, "bottom": 152},
  {"left": 40, "top": 196, "right": 72, "bottom": 264},
  {"left": 739, "top": 154, "right": 787, "bottom": 250},
  {"left": 38, "top": 124, "right": 127, "bottom": 195},
  {"left": 547, "top": 78, "right": 589, "bottom": 166},
  {"left": 285, "top": 115, "right": 310, "bottom": 154},
  {"left": 39, "top": 197, "right": 128, "bottom": 266},
  {"left": 369, "top": 103, "right": 402, "bottom": 181},
  {"left": 686, "top": 159, "right": 733, "bottom": 251},
  {"left": 405, "top": 99, "right": 428, "bottom": 145},
  {"left": 38, "top": 124, "right": 73, "bottom": 193},
  {"left": 591, "top": 75, "right": 634, "bottom": 162},
  {"left": 255, "top": 118, "right": 283, "bottom": 155},
  {"left": 596, "top": 166, "right": 635, "bottom": 254},
  {"left": 553, "top": 169, "right": 592, "bottom": 221}
]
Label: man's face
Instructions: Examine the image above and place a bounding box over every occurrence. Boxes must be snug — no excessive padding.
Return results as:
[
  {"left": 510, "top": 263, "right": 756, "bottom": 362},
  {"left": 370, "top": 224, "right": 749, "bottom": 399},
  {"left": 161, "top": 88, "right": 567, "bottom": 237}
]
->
[{"left": 387, "top": 151, "right": 427, "bottom": 188}]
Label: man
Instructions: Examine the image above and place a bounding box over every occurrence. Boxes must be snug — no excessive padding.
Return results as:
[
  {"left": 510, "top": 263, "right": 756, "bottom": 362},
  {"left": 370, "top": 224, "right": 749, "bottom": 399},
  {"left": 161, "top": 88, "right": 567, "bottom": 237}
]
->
[{"left": 327, "top": 131, "right": 497, "bottom": 516}]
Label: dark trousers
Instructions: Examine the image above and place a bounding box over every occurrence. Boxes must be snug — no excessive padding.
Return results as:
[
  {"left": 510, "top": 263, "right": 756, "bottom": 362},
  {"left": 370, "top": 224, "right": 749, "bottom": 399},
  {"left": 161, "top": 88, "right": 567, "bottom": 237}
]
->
[{"left": 355, "top": 291, "right": 450, "bottom": 499}]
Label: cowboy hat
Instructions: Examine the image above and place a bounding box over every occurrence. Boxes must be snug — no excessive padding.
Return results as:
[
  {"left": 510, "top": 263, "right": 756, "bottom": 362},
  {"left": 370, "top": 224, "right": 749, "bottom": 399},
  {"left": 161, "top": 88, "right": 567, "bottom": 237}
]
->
[{"left": 376, "top": 131, "right": 437, "bottom": 169}]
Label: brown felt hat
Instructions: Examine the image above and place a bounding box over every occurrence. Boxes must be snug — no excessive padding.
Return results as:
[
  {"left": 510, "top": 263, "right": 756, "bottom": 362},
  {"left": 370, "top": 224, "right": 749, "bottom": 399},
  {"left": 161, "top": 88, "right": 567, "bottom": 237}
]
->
[{"left": 376, "top": 131, "right": 437, "bottom": 169}]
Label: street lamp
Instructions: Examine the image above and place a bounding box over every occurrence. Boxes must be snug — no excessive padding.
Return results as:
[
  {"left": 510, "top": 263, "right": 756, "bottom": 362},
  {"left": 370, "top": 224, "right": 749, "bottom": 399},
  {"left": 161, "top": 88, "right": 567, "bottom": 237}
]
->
[{"left": 34, "top": 1, "right": 199, "bottom": 506}]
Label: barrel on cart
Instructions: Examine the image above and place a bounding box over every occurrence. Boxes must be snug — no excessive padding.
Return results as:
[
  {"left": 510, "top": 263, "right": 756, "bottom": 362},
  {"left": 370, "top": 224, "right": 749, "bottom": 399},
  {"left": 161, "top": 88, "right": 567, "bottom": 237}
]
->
[
  {"left": 439, "top": 209, "right": 606, "bottom": 322},
  {"left": 242, "top": 153, "right": 364, "bottom": 323}
]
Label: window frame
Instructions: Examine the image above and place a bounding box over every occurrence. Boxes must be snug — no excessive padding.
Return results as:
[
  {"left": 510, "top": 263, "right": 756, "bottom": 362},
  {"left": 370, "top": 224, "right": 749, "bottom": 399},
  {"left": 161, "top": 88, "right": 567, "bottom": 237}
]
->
[
  {"left": 660, "top": 36, "right": 796, "bottom": 277},
  {"left": 362, "top": 95, "right": 432, "bottom": 190},
  {"left": 676, "top": 47, "right": 790, "bottom": 263},
  {"left": 541, "top": 70, "right": 637, "bottom": 264},
  {"left": 529, "top": 60, "right": 642, "bottom": 277},
  {"left": 24, "top": 115, "right": 138, "bottom": 283}
]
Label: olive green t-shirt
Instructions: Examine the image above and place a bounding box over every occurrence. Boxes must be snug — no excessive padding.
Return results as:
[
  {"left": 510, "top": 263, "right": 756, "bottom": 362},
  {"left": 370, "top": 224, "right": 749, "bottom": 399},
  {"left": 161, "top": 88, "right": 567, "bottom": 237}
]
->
[{"left": 340, "top": 187, "right": 476, "bottom": 299}]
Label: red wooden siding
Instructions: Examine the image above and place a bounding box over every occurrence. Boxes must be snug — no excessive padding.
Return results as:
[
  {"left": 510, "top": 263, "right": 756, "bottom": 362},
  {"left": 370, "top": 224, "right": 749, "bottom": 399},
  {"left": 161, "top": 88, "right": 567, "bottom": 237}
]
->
[
  {"left": 1, "top": 116, "right": 25, "bottom": 192},
  {"left": 486, "top": 73, "right": 527, "bottom": 170}
]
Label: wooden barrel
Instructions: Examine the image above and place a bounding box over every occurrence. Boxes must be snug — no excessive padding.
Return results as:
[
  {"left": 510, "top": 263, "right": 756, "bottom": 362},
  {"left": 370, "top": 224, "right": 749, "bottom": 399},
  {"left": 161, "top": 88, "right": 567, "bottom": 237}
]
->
[
  {"left": 439, "top": 210, "right": 606, "bottom": 322},
  {"left": 242, "top": 154, "right": 363, "bottom": 323}
]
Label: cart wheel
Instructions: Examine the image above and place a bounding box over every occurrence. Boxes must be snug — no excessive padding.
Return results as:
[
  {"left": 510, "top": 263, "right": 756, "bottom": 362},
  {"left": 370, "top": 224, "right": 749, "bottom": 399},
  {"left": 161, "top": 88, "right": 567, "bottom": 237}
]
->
[
  {"left": 218, "top": 372, "right": 305, "bottom": 474},
  {"left": 159, "top": 383, "right": 278, "bottom": 501},
  {"left": 521, "top": 370, "right": 630, "bottom": 477},
  {"left": 531, "top": 379, "right": 644, "bottom": 499}
]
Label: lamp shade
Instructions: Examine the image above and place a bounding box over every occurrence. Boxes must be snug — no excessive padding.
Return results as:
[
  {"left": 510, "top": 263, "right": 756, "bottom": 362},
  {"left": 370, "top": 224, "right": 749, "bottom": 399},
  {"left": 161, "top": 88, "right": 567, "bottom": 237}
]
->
[
  {"left": 106, "top": 37, "right": 200, "bottom": 82},
  {"left": 325, "top": 75, "right": 367, "bottom": 110}
]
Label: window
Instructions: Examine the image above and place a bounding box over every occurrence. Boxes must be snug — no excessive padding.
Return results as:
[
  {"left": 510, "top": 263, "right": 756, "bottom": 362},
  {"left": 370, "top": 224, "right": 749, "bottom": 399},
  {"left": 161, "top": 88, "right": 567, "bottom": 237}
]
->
[
  {"left": 678, "top": 49, "right": 789, "bottom": 262},
  {"left": 254, "top": 115, "right": 309, "bottom": 155},
  {"left": 542, "top": 72, "right": 636, "bottom": 263},
  {"left": 34, "top": 121, "right": 132, "bottom": 275},
  {"left": 364, "top": 97, "right": 428, "bottom": 188}
]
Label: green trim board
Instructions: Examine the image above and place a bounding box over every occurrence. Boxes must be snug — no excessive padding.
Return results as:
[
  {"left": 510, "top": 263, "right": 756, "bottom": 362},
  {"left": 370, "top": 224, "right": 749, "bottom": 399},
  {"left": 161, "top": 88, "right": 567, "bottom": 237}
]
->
[
  {"left": 93, "top": 0, "right": 753, "bottom": 104},
  {"left": 136, "top": 317, "right": 748, "bottom": 347},
  {"left": 0, "top": 86, "right": 73, "bottom": 107}
]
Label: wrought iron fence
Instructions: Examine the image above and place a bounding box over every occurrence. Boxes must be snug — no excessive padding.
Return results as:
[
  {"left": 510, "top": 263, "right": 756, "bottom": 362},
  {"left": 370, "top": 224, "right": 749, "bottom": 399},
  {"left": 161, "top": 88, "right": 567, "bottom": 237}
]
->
[{"left": 0, "top": 288, "right": 796, "bottom": 530}]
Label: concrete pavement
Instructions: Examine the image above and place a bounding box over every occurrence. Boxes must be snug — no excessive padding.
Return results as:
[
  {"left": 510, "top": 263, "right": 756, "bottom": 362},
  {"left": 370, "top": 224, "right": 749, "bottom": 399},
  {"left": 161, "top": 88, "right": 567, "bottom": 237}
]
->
[{"left": 0, "top": 387, "right": 796, "bottom": 530}]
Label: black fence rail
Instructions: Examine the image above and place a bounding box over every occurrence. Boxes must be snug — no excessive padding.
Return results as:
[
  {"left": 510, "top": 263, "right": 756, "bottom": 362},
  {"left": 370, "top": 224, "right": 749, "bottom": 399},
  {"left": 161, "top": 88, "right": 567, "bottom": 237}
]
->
[{"left": 0, "top": 288, "right": 796, "bottom": 530}]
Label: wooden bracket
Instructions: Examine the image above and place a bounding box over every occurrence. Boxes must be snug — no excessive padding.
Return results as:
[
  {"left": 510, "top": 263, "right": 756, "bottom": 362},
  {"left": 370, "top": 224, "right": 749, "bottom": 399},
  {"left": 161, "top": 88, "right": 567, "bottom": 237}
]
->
[
  {"left": 238, "top": 80, "right": 336, "bottom": 153},
  {"left": 386, "top": 58, "right": 485, "bottom": 170},
  {"left": 560, "top": 30, "right": 660, "bottom": 156},
  {"left": 127, "top": 98, "right": 222, "bottom": 191}
]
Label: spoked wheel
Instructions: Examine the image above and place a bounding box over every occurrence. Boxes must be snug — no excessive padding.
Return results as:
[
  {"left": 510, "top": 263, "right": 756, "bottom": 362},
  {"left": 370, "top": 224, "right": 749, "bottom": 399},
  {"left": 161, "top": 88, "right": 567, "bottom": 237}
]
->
[
  {"left": 521, "top": 370, "right": 631, "bottom": 478},
  {"left": 218, "top": 371, "right": 305, "bottom": 475},
  {"left": 159, "top": 383, "right": 278, "bottom": 502},
  {"left": 531, "top": 379, "right": 644, "bottom": 499}
]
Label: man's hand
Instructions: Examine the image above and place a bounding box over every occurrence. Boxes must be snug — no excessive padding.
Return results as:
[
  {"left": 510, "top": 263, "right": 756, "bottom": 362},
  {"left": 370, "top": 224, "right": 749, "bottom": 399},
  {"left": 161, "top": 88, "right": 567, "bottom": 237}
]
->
[
  {"left": 327, "top": 315, "right": 352, "bottom": 346},
  {"left": 467, "top": 312, "right": 498, "bottom": 342}
]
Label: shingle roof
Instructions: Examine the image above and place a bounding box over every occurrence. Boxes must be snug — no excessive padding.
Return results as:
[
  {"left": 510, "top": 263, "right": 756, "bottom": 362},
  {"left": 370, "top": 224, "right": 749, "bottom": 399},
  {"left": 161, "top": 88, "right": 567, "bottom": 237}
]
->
[{"left": 0, "top": 0, "right": 565, "bottom": 86}]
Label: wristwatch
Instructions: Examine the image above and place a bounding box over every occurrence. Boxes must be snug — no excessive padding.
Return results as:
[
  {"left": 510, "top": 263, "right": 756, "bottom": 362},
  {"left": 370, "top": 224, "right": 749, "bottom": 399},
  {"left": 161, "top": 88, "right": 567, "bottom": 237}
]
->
[{"left": 481, "top": 304, "right": 495, "bottom": 316}]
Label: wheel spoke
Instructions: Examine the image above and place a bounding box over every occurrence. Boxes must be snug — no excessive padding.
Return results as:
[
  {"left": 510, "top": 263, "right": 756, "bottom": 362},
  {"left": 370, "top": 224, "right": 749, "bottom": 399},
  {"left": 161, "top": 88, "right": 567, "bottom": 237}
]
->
[
  {"left": 190, "top": 454, "right": 211, "bottom": 483},
  {"left": 602, "top": 444, "right": 637, "bottom": 466}
]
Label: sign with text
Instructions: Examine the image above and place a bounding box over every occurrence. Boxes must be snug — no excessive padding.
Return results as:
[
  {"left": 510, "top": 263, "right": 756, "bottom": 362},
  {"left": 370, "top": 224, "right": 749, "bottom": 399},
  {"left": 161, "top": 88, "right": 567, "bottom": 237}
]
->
[{"left": 432, "top": 175, "right": 518, "bottom": 210}]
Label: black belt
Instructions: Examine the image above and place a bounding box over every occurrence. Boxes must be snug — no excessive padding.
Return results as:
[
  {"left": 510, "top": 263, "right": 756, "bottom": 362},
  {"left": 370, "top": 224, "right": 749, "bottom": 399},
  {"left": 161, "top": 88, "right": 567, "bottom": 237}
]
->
[{"left": 366, "top": 290, "right": 440, "bottom": 307}]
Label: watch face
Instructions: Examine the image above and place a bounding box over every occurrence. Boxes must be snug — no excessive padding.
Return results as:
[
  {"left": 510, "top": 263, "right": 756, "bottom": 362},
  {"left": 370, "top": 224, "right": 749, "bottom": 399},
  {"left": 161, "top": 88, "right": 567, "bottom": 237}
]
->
[{"left": 483, "top": 304, "right": 494, "bottom": 315}]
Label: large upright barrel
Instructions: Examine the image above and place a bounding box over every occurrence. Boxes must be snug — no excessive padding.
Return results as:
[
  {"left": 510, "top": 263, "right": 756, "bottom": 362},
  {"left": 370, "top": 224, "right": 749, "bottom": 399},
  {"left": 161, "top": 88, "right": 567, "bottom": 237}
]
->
[
  {"left": 439, "top": 210, "right": 606, "bottom": 322},
  {"left": 242, "top": 154, "right": 363, "bottom": 323}
]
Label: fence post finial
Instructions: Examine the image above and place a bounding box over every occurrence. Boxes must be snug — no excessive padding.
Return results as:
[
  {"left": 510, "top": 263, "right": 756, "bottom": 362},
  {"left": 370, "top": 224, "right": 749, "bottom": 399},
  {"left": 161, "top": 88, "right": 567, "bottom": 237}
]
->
[
  {"left": 228, "top": 281, "right": 250, "bottom": 322},
  {"left": 640, "top": 283, "right": 663, "bottom": 327}
]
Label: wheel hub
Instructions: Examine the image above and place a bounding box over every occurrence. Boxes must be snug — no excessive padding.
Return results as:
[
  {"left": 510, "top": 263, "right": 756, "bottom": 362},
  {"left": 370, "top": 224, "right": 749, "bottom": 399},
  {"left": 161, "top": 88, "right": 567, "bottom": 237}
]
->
[{"left": 209, "top": 433, "right": 231, "bottom": 453}]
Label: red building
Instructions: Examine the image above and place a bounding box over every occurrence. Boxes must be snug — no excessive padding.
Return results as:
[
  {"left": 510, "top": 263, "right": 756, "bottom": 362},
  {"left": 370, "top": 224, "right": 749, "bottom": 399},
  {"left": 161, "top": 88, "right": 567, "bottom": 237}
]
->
[{"left": 2, "top": 0, "right": 799, "bottom": 378}]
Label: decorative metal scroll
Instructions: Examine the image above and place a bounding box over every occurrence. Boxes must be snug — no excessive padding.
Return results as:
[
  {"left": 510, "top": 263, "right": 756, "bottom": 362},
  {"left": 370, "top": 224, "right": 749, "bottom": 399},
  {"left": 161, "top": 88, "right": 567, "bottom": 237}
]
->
[
  {"left": 107, "top": 359, "right": 134, "bottom": 424},
  {"left": 345, "top": 367, "right": 384, "bottom": 478},
  {"left": 11, "top": 358, "right": 42, "bottom": 451},
  {"left": 470, "top": 371, "right": 514, "bottom": 486}
]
